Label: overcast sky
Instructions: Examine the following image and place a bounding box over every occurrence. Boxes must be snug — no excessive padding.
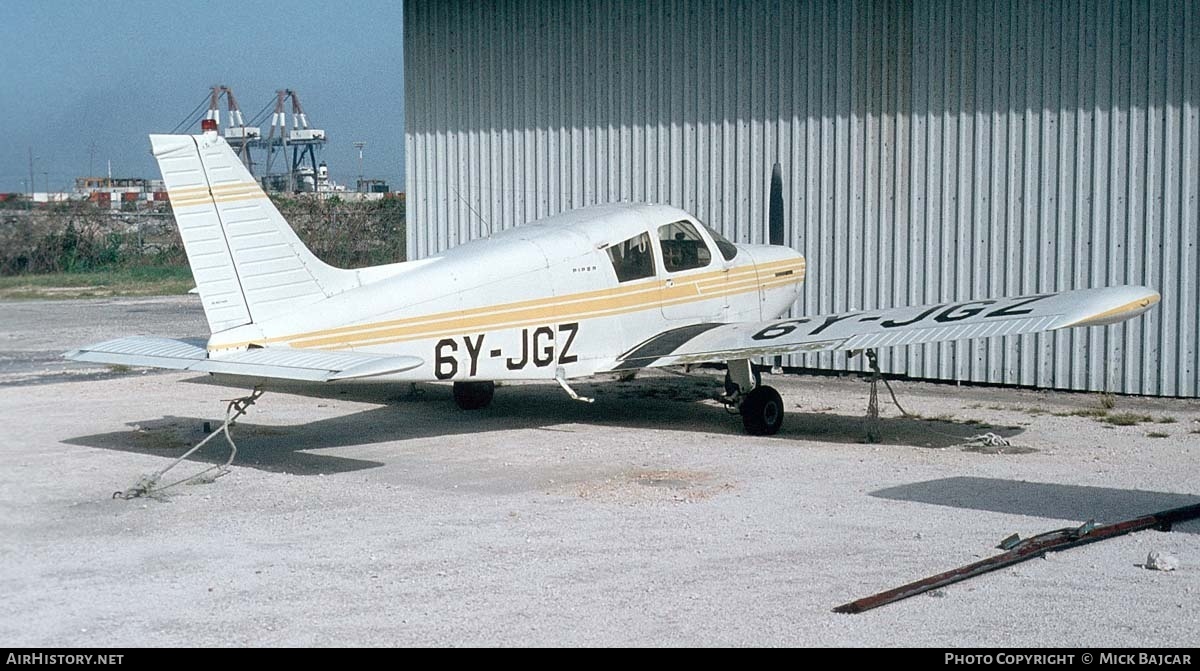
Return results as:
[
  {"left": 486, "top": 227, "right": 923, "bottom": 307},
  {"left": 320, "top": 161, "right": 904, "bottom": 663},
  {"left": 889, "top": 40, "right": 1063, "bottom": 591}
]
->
[{"left": 0, "top": 0, "right": 405, "bottom": 193}]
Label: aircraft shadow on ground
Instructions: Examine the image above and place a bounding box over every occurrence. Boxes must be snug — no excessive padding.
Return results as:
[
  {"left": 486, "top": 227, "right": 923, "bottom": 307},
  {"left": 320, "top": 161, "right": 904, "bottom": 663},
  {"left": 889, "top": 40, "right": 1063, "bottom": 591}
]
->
[
  {"left": 63, "top": 374, "right": 1025, "bottom": 476},
  {"left": 872, "top": 476, "right": 1200, "bottom": 535}
]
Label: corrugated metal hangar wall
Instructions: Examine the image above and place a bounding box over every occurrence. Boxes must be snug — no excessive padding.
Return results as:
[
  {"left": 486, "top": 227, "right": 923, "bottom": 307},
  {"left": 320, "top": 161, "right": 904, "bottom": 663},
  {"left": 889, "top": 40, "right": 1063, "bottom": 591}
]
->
[{"left": 405, "top": 0, "right": 1199, "bottom": 398}]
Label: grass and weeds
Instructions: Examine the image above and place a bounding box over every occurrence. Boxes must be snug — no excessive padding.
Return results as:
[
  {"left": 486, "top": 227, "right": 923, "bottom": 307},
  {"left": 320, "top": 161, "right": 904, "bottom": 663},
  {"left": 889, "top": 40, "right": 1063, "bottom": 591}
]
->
[
  {"left": 1042, "top": 407, "right": 1180, "bottom": 429},
  {"left": 0, "top": 266, "right": 194, "bottom": 300},
  {"left": 1052, "top": 408, "right": 1111, "bottom": 418},
  {"left": 1102, "top": 413, "right": 1155, "bottom": 427},
  {"left": 1, "top": 196, "right": 405, "bottom": 301}
]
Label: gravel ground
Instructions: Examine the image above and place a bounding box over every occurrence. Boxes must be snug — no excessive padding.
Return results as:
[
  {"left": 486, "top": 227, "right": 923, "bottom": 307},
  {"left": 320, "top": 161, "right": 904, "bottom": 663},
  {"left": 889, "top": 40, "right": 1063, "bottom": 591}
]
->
[
  {"left": 1, "top": 296, "right": 1197, "bottom": 647},
  {"left": 0, "top": 296, "right": 206, "bottom": 385}
]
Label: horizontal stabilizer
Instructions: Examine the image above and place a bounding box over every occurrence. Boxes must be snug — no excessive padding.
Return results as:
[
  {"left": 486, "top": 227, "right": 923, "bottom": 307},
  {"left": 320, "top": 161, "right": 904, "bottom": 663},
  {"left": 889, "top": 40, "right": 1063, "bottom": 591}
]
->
[{"left": 66, "top": 336, "right": 423, "bottom": 382}]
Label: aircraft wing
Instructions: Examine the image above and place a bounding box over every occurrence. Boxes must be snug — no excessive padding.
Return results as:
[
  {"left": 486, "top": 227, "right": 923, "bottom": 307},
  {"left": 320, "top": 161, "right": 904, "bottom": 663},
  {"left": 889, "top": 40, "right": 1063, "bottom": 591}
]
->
[
  {"left": 612, "top": 285, "right": 1160, "bottom": 370},
  {"left": 66, "top": 336, "right": 423, "bottom": 382}
]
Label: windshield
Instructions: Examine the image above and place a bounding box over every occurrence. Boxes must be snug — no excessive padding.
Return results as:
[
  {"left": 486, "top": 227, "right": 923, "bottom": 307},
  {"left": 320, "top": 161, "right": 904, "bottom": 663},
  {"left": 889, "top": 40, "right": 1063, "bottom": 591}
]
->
[{"left": 700, "top": 223, "right": 739, "bottom": 261}]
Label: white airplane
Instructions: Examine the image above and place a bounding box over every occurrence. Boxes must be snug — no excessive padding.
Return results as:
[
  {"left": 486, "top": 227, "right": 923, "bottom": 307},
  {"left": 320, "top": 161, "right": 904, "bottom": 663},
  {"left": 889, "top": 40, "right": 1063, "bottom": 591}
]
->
[{"left": 68, "top": 123, "right": 1161, "bottom": 435}]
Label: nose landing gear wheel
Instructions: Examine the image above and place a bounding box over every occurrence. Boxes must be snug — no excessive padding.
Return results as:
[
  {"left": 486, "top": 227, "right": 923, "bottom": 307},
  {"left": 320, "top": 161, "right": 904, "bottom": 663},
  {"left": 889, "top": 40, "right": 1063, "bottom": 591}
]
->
[
  {"left": 740, "top": 385, "right": 784, "bottom": 435},
  {"left": 453, "top": 381, "right": 495, "bottom": 410}
]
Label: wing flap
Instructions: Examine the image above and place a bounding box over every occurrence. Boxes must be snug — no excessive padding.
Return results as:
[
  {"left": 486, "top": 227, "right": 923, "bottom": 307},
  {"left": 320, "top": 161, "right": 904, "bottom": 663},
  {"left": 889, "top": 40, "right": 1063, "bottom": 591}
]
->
[
  {"left": 614, "top": 285, "right": 1160, "bottom": 370},
  {"left": 66, "top": 336, "right": 422, "bottom": 382}
]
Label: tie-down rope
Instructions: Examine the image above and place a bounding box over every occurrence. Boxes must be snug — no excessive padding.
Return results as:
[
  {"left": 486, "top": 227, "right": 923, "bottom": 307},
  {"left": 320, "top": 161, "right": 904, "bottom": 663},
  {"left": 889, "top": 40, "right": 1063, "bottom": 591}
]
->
[
  {"left": 113, "top": 389, "right": 263, "bottom": 500},
  {"left": 862, "top": 349, "right": 1010, "bottom": 448}
]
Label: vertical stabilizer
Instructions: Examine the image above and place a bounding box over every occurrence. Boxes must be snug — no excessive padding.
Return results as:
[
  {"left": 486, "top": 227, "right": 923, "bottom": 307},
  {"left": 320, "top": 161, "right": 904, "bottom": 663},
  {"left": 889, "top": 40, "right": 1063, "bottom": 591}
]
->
[{"left": 151, "top": 130, "right": 353, "bottom": 333}]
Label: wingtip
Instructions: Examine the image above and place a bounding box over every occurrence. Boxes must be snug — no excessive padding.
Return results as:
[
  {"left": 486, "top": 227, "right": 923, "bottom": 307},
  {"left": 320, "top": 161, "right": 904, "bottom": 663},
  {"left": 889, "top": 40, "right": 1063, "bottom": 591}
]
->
[
  {"left": 323, "top": 355, "right": 425, "bottom": 381},
  {"left": 1059, "top": 285, "right": 1161, "bottom": 329}
]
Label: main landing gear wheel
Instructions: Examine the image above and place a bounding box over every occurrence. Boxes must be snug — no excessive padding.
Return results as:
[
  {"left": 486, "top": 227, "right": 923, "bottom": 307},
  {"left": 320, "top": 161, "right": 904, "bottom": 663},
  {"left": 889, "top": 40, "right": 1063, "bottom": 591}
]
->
[
  {"left": 453, "top": 381, "right": 495, "bottom": 410},
  {"left": 740, "top": 385, "right": 784, "bottom": 436}
]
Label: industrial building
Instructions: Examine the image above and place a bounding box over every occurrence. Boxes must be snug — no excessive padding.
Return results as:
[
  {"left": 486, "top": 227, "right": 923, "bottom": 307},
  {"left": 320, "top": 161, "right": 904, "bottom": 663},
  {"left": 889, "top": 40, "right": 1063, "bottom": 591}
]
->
[{"left": 404, "top": 0, "right": 1199, "bottom": 398}]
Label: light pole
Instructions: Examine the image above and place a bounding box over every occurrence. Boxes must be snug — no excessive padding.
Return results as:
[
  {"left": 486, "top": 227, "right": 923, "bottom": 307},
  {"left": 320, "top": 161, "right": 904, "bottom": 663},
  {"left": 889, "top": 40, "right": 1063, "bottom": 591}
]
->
[{"left": 353, "top": 141, "right": 365, "bottom": 192}]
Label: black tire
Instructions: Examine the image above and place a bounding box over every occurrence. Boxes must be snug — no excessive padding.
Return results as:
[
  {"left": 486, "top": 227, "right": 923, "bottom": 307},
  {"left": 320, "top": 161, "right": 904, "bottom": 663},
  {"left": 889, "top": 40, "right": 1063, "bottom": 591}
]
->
[
  {"left": 724, "top": 365, "right": 764, "bottom": 395},
  {"left": 453, "top": 381, "right": 495, "bottom": 410},
  {"left": 740, "top": 385, "right": 784, "bottom": 436}
]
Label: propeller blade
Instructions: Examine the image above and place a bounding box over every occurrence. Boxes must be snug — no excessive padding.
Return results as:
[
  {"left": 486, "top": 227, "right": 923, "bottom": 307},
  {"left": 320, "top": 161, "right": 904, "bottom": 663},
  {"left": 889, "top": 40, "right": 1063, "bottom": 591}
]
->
[
  {"left": 769, "top": 161, "right": 786, "bottom": 373},
  {"left": 769, "top": 161, "right": 784, "bottom": 247}
]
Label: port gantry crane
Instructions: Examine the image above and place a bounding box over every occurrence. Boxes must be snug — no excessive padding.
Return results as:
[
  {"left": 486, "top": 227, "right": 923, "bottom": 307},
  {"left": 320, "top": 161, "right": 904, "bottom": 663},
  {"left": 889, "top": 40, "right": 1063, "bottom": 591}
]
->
[
  {"left": 184, "top": 86, "right": 328, "bottom": 193},
  {"left": 205, "top": 85, "right": 260, "bottom": 170},
  {"left": 262, "top": 89, "right": 327, "bottom": 193}
]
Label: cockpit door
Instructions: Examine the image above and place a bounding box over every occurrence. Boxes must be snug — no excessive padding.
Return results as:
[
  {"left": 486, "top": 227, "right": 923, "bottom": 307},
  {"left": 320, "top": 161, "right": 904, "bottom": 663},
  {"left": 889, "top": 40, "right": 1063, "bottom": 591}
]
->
[{"left": 657, "top": 219, "right": 730, "bottom": 321}]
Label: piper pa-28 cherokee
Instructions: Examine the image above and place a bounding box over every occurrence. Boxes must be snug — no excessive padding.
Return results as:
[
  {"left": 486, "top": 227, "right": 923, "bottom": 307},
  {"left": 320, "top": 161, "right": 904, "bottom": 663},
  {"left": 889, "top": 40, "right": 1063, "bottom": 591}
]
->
[{"left": 68, "top": 124, "right": 1161, "bottom": 435}]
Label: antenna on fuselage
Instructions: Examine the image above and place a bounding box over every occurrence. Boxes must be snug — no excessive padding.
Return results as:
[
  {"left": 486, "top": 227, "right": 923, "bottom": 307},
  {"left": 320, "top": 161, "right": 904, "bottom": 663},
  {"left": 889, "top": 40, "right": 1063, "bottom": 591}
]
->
[{"left": 450, "top": 183, "right": 492, "bottom": 239}]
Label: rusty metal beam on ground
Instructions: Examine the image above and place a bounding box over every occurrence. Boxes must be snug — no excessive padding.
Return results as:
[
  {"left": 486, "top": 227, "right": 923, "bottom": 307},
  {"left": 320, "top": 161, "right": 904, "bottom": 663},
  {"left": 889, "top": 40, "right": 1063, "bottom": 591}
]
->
[{"left": 834, "top": 503, "right": 1200, "bottom": 614}]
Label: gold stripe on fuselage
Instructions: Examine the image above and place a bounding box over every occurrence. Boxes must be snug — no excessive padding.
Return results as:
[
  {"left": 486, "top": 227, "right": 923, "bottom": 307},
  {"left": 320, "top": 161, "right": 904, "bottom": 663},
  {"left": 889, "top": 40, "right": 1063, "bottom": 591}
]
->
[
  {"left": 210, "top": 258, "right": 806, "bottom": 352},
  {"left": 310, "top": 270, "right": 805, "bottom": 351},
  {"left": 289, "top": 259, "right": 785, "bottom": 347}
]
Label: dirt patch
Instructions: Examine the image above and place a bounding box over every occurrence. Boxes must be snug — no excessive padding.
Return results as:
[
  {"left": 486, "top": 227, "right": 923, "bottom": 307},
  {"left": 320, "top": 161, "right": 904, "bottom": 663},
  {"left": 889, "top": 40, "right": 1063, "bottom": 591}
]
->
[
  {"left": 128, "top": 422, "right": 192, "bottom": 451},
  {"left": 125, "top": 416, "right": 289, "bottom": 450},
  {"left": 571, "top": 468, "right": 733, "bottom": 504}
]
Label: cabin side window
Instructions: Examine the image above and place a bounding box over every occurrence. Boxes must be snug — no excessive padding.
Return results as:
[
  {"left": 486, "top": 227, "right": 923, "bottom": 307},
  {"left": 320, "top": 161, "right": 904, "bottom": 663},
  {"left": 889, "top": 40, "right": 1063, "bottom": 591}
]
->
[
  {"left": 658, "top": 220, "right": 713, "bottom": 272},
  {"left": 606, "top": 232, "right": 656, "bottom": 282}
]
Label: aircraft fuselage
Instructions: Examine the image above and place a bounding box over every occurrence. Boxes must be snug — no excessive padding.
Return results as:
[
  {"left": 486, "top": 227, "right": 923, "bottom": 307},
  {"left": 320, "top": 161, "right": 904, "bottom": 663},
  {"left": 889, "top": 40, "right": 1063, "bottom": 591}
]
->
[{"left": 207, "top": 203, "right": 806, "bottom": 382}]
